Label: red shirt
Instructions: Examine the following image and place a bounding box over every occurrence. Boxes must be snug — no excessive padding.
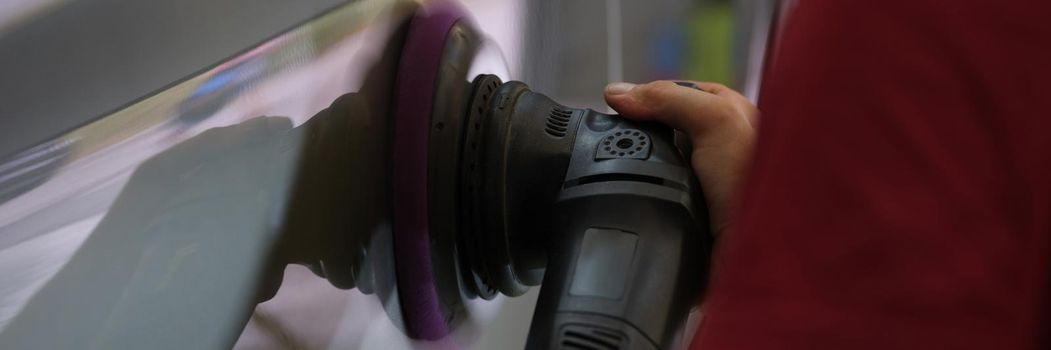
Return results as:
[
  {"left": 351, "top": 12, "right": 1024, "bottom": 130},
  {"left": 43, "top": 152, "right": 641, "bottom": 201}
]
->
[{"left": 695, "top": 1, "right": 1051, "bottom": 348}]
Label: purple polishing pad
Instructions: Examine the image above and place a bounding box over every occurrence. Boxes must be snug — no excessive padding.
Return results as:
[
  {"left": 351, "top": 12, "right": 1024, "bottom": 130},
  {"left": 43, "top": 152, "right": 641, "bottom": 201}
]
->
[{"left": 390, "top": 2, "right": 465, "bottom": 340}]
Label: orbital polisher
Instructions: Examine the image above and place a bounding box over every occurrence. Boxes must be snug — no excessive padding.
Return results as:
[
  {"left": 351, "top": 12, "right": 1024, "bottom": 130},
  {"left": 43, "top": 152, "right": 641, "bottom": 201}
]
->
[
  {"left": 372, "top": 4, "right": 711, "bottom": 349},
  {"left": 0, "top": 3, "right": 708, "bottom": 349}
]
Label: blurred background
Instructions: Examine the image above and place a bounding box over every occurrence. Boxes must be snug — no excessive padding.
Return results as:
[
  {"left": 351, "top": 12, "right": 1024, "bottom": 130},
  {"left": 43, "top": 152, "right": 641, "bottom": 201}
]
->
[
  {"left": 0, "top": 0, "right": 778, "bottom": 159},
  {"left": 0, "top": 0, "right": 780, "bottom": 349}
]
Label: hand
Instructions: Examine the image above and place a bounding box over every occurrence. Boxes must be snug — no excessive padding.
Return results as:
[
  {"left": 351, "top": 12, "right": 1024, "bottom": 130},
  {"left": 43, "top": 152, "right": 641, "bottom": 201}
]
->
[{"left": 605, "top": 81, "right": 758, "bottom": 237}]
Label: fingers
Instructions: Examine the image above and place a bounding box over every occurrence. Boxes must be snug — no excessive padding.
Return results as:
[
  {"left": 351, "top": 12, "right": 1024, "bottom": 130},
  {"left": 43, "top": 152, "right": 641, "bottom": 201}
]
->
[{"left": 604, "top": 80, "right": 748, "bottom": 139}]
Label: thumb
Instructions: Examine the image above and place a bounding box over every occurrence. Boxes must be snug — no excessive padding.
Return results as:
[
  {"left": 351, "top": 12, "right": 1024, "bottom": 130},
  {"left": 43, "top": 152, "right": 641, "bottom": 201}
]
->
[{"left": 604, "top": 80, "right": 743, "bottom": 139}]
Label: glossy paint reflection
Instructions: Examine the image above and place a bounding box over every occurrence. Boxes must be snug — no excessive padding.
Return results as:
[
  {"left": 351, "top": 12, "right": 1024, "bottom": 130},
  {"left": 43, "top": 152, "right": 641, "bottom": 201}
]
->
[
  {"left": 0, "top": 0, "right": 541, "bottom": 348},
  {"left": 2, "top": 116, "right": 305, "bottom": 349},
  {"left": 0, "top": 1, "right": 408, "bottom": 348}
]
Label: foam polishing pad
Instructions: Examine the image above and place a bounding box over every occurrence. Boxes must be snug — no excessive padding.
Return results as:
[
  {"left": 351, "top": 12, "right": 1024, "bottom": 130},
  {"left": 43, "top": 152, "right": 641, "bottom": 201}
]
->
[{"left": 389, "top": 2, "right": 468, "bottom": 340}]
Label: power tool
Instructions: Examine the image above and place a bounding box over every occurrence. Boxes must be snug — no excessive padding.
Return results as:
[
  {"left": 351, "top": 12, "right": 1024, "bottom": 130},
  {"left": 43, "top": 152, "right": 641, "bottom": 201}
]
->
[{"left": 382, "top": 4, "right": 711, "bottom": 349}]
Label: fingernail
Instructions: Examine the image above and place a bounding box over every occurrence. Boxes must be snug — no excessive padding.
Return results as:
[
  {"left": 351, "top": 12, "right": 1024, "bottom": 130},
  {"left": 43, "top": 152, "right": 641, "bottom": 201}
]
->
[
  {"left": 605, "top": 82, "right": 636, "bottom": 95},
  {"left": 674, "top": 81, "right": 699, "bottom": 89}
]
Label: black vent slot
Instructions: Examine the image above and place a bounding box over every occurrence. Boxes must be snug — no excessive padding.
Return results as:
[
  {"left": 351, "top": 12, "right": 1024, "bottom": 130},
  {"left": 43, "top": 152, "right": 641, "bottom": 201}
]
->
[
  {"left": 545, "top": 107, "right": 573, "bottom": 137},
  {"left": 571, "top": 173, "right": 664, "bottom": 186},
  {"left": 560, "top": 325, "right": 626, "bottom": 350},
  {"left": 564, "top": 173, "right": 688, "bottom": 192}
]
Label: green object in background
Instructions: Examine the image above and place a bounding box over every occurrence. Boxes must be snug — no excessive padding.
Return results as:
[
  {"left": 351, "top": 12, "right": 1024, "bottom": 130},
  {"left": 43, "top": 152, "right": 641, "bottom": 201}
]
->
[{"left": 687, "top": 0, "right": 734, "bottom": 86}]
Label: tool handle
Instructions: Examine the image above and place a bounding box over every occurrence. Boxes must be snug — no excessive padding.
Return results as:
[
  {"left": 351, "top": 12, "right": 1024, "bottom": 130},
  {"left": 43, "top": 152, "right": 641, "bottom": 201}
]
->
[{"left": 525, "top": 187, "right": 703, "bottom": 350}]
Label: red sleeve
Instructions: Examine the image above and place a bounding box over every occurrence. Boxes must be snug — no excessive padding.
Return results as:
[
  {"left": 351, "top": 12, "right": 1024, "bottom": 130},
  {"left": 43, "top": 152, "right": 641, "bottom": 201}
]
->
[{"left": 693, "top": 1, "right": 1051, "bottom": 349}]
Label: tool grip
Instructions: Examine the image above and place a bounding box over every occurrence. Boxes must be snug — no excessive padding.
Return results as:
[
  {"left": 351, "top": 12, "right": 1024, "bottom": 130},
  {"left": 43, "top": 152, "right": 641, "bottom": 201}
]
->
[{"left": 525, "top": 186, "right": 703, "bottom": 350}]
